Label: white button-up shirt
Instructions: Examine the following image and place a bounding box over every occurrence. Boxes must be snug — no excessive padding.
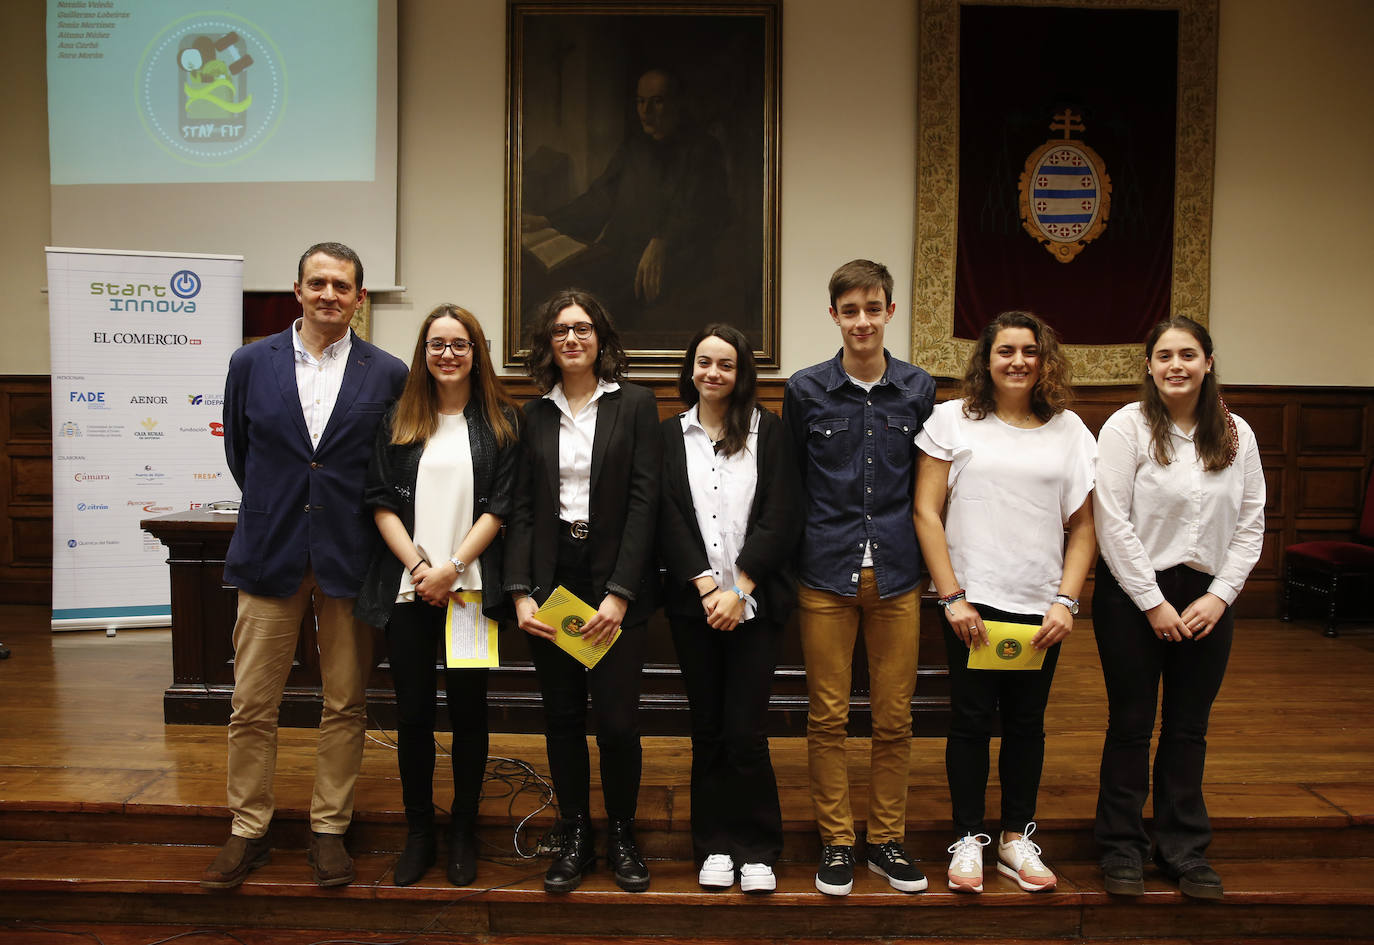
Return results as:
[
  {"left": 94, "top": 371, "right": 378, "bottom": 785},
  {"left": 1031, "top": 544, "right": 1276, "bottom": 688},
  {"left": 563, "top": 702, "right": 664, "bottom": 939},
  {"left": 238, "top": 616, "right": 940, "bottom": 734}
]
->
[
  {"left": 291, "top": 320, "right": 352, "bottom": 450},
  {"left": 545, "top": 379, "right": 620, "bottom": 523},
  {"left": 682, "top": 405, "right": 760, "bottom": 620},
  {"left": 1094, "top": 402, "right": 1266, "bottom": 610}
]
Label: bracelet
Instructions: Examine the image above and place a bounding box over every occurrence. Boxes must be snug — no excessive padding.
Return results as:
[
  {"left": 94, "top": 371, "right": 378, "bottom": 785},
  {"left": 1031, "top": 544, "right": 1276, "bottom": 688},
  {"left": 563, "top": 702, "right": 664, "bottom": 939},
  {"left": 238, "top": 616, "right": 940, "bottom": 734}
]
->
[
  {"left": 730, "top": 585, "right": 747, "bottom": 601},
  {"left": 408, "top": 560, "right": 424, "bottom": 576},
  {"left": 937, "top": 589, "right": 966, "bottom": 610},
  {"left": 699, "top": 585, "right": 719, "bottom": 599}
]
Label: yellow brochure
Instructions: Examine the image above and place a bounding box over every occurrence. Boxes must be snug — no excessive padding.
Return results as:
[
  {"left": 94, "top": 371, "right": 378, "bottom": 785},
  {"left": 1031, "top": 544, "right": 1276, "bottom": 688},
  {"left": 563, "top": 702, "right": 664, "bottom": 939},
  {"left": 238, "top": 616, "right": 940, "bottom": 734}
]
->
[
  {"left": 445, "top": 591, "right": 499, "bottom": 669},
  {"left": 967, "top": 620, "right": 1046, "bottom": 671},
  {"left": 536, "top": 585, "right": 621, "bottom": 669}
]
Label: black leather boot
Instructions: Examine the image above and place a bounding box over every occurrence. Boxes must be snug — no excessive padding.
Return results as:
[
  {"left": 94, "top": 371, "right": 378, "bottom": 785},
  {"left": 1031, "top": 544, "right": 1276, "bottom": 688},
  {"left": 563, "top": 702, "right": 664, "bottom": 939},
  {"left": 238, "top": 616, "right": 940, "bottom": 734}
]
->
[
  {"left": 393, "top": 815, "right": 437, "bottom": 887},
  {"left": 607, "top": 818, "right": 650, "bottom": 892},
  {"left": 447, "top": 816, "right": 478, "bottom": 887},
  {"left": 543, "top": 812, "right": 595, "bottom": 893}
]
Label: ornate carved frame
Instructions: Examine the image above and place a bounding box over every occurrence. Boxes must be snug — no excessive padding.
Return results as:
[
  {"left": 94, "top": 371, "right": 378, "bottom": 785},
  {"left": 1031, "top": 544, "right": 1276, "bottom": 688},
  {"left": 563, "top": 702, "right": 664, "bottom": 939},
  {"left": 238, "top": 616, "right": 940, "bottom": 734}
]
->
[{"left": 913, "top": 0, "right": 1218, "bottom": 383}]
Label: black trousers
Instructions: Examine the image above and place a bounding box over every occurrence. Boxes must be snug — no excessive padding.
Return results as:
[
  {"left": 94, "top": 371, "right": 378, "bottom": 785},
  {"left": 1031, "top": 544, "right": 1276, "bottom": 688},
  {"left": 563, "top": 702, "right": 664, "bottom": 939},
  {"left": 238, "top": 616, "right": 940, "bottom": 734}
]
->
[
  {"left": 526, "top": 531, "right": 646, "bottom": 821},
  {"left": 669, "top": 613, "right": 784, "bottom": 866},
  {"left": 387, "top": 600, "right": 490, "bottom": 829},
  {"left": 1092, "top": 560, "right": 1234, "bottom": 872},
  {"left": 943, "top": 604, "right": 1061, "bottom": 839}
]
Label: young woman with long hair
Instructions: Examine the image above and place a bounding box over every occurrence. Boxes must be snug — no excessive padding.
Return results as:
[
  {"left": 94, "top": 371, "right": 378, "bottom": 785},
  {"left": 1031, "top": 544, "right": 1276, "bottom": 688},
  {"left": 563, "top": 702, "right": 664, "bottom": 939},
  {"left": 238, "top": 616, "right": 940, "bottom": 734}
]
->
[
  {"left": 503, "top": 287, "right": 661, "bottom": 894},
  {"left": 914, "top": 311, "right": 1097, "bottom": 895},
  {"left": 354, "top": 304, "right": 519, "bottom": 888},
  {"left": 1092, "top": 315, "right": 1264, "bottom": 899},
  {"left": 658, "top": 324, "right": 800, "bottom": 894}
]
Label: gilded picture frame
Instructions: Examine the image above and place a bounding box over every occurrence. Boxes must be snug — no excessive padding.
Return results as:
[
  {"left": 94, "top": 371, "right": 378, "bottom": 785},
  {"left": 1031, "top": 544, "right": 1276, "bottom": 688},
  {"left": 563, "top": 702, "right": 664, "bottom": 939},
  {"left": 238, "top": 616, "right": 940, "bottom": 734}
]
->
[{"left": 504, "top": 0, "right": 781, "bottom": 369}]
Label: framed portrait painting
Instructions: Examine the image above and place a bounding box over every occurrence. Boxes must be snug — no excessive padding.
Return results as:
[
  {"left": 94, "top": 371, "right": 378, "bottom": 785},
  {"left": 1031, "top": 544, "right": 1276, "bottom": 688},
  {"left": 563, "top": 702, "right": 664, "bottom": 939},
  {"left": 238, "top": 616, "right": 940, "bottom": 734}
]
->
[{"left": 505, "top": 0, "right": 781, "bottom": 368}]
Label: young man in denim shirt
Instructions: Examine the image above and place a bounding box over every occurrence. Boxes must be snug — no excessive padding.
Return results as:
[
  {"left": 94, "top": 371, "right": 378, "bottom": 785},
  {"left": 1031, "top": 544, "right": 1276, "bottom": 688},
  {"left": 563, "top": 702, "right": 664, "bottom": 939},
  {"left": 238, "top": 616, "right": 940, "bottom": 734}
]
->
[{"left": 783, "top": 259, "right": 936, "bottom": 896}]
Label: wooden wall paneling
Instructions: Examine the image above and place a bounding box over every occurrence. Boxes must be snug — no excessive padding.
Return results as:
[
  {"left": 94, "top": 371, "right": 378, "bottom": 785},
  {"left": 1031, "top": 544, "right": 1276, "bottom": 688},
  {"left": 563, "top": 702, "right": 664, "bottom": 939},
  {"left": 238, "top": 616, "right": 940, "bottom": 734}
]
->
[{"left": 5, "top": 375, "right": 1374, "bottom": 617}]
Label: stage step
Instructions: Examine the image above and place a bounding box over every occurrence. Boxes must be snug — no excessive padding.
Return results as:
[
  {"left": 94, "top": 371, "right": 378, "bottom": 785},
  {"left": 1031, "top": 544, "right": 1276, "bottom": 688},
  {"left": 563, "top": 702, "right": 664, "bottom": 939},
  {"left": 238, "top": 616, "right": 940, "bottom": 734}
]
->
[{"left": 0, "top": 841, "right": 1371, "bottom": 939}]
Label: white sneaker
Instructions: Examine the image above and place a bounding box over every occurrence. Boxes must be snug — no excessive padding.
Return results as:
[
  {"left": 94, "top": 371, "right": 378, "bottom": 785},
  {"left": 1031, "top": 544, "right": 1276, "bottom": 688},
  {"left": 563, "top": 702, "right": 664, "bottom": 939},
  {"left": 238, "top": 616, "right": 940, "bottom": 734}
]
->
[
  {"left": 946, "top": 833, "right": 991, "bottom": 893},
  {"left": 698, "top": 852, "right": 735, "bottom": 888},
  {"left": 739, "top": 862, "right": 775, "bottom": 894},
  {"left": 996, "top": 822, "right": 1057, "bottom": 892}
]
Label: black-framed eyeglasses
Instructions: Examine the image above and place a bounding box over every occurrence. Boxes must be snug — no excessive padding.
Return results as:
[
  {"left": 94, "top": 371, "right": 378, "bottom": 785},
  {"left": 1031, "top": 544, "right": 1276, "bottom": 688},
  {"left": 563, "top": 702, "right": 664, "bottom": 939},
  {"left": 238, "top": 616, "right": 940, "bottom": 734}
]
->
[
  {"left": 551, "top": 322, "right": 595, "bottom": 341},
  {"left": 426, "top": 339, "right": 473, "bottom": 356}
]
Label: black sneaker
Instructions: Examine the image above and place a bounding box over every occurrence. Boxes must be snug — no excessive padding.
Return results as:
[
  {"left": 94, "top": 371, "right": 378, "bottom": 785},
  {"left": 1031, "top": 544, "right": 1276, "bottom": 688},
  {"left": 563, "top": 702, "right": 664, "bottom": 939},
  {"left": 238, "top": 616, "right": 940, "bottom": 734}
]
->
[
  {"left": 815, "top": 844, "right": 854, "bottom": 896},
  {"left": 865, "top": 839, "right": 928, "bottom": 892}
]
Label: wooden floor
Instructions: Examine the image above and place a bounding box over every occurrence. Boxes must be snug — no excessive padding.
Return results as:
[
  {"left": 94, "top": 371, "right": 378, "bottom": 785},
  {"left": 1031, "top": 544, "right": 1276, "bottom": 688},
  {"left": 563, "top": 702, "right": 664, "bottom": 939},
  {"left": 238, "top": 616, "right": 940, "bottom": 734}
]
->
[{"left": 2, "top": 603, "right": 1374, "bottom": 943}]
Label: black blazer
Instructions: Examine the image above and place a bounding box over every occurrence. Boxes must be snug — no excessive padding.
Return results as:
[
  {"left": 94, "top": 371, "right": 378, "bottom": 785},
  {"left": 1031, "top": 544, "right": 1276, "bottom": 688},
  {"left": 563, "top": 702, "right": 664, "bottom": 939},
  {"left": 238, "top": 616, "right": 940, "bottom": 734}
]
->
[
  {"left": 354, "top": 401, "right": 521, "bottom": 630},
  {"left": 658, "top": 405, "right": 801, "bottom": 624},
  {"left": 503, "top": 381, "right": 662, "bottom": 626}
]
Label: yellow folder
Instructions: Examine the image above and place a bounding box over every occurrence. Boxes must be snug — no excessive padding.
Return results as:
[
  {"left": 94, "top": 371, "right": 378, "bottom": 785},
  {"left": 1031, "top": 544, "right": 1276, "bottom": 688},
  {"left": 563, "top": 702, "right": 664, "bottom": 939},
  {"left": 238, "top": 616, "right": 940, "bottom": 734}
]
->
[
  {"left": 966, "top": 620, "right": 1047, "bottom": 671},
  {"left": 444, "top": 591, "right": 499, "bottom": 669},
  {"left": 536, "top": 585, "right": 622, "bottom": 669}
]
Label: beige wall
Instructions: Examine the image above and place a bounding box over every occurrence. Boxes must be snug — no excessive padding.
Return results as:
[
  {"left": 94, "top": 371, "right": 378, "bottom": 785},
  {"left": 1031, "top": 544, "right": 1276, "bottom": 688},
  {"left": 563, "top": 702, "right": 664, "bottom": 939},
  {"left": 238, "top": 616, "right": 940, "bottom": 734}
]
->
[{"left": 5, "top": 0, "right": 1371, "bottom": 384}]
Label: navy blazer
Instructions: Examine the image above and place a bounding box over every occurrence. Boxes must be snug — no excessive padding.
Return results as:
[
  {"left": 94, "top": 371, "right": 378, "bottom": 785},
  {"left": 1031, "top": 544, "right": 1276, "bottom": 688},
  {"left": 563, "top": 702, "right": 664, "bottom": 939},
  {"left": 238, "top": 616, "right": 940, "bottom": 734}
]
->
[
  {"left": 503, "top": 382, "right": 662, "bottom": 627},
  {"left": 222, "top": 326, "right": 408, "bottom": 599}
]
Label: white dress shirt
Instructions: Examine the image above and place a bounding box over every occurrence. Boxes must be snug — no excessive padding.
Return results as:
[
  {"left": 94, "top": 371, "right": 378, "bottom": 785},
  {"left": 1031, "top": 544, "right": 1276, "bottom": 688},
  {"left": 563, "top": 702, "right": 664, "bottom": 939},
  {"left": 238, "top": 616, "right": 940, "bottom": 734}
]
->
[
  {"left": 1093, "top": 402, "right": 1266, "bottom": 610},
  {"left": 544, "top": 379, "right": 620, "bottom": 523},
  {"left": 681, "top": 405, "right": 760, "bottom": 620},
  {"left": 291, "top": 319, "right": 352, "bottom": 450}
]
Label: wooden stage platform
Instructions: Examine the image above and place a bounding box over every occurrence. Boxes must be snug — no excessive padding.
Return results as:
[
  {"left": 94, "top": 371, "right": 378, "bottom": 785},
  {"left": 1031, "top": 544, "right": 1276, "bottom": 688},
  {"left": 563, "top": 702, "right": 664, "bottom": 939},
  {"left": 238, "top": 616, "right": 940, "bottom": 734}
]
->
[{"left": 2, "top": 603, "right": 1373, "bottom": 943}]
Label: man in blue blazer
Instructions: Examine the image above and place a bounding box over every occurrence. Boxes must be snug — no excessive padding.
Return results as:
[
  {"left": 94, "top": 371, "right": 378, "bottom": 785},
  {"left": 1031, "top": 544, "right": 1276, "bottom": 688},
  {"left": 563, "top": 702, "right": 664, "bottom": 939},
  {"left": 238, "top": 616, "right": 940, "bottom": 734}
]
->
[{"left": 201, "top": 242, "right": 407, "bottom": 891}]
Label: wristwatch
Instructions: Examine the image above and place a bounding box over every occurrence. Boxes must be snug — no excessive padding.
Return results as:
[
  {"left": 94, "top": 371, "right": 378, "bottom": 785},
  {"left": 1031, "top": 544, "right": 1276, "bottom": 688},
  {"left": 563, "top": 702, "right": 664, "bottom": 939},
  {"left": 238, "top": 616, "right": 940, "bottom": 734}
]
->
[
  {"left": 1052, "top": 594, "right": 1079, "bottom": 615},
  {"left": 449, "top": 556, "right": 467, "bottom": 575}
]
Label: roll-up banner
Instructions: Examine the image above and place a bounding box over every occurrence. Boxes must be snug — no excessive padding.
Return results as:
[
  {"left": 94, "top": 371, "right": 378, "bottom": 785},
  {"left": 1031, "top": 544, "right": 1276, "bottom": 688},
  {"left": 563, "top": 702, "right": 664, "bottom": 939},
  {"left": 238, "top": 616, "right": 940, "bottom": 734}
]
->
[{"left": 47, "top": 247, "right": 243, "bottom": 631}]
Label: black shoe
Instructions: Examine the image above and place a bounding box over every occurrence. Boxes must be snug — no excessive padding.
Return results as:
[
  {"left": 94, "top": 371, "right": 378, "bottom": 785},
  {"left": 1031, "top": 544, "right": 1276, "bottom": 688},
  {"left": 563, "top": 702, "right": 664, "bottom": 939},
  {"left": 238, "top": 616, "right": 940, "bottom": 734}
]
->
[
  {"left": 816, "top": 844, "right": 854, "bottom": 896},
  {"left": 1178, "top": 864, "right": 1224, "bottom": 900},
  {"left": 393, "top": 829, "right": 436, "bottom": 887},
  {"left": 865, "top": 839, "right": 928, "bottom": 893},
  {"left": 1102, "top": 863, "right": 1145, "bottom": 896},
  {"left": 447, "top": 819, "right": 478, "bottom": 887},
  {"left": 606, "top": 819, "right": 650, "bottom": 892},
  {"left": 544, "top": 813, "right": 595, "bottom": 893}
]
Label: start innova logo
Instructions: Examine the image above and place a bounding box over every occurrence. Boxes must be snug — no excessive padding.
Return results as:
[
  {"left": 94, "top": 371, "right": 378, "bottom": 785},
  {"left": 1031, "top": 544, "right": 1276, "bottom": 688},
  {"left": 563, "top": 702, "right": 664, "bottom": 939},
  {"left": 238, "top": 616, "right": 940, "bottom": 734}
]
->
[{"left": 136, "top": 12, "right": 286, "bottom": 166}]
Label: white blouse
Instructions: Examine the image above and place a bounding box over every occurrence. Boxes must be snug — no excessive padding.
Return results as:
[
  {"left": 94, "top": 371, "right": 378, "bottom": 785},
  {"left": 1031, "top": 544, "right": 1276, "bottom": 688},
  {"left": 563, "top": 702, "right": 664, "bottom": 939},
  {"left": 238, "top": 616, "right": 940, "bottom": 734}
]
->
[
  {"left": 396, "top": 412, "right": 481, "bottom": 602},
  {"left": 681, "top": 405, "right": 760, "bottom": 621},
  {"left": 1093, "top": 401, "right": 1266, "bottom": 611},
  {"left": 915, "top": 400, "right": 1097, "bottom": 615},
  {"left": 545, "top": 379, "right": 620, "bottom": 523}
]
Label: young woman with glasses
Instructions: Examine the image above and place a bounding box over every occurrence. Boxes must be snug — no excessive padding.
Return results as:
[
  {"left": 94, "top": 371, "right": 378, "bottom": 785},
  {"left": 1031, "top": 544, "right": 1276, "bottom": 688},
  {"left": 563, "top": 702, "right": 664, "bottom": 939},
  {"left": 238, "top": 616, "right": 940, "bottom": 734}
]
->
[{"left": 354, "top": 304, "right": 520, "bottom": 888}]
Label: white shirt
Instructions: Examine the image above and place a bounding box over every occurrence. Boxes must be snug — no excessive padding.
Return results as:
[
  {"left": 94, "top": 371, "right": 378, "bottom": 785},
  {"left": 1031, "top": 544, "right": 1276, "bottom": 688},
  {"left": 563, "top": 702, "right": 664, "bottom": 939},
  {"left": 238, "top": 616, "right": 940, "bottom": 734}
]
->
[
  {"left": 1093, "top": 401, "right": 1266, "bottom": 610},
  {"left": 681, "top": 405, "right": 760, "bottom": 621},
  {"left": 545, "top": 379, "right": 620, "bottom": 522},
  {"left": 397, "top": 412, "right": 481, "bottom": 602},
  {"left": 916, "top": 401, "right": 1097, "bottom": 615},
  {"left": 291, "top": 319, "right": 352, "bottom": 450}
]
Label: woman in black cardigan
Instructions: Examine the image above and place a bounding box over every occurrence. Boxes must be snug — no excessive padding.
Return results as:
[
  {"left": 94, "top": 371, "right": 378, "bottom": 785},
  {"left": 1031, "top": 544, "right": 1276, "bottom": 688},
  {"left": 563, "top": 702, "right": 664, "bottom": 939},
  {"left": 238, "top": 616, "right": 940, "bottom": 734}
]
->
[
  {"left": 355, "top": 304, "right": 520, "bottom": 888},
  {"left": 659, "top": 323, "right": 800, "bottom": 894},
  {"left": 503, "top": 288, "right": 661, "bottom": 894}
]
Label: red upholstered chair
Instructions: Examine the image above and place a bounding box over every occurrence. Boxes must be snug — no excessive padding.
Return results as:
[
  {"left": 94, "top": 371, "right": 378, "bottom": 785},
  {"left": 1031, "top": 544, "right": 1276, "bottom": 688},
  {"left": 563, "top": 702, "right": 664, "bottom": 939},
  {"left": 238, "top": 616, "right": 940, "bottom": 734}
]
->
[{"left": 1283, "top": 466, "right": 1374, "bottom": 637}]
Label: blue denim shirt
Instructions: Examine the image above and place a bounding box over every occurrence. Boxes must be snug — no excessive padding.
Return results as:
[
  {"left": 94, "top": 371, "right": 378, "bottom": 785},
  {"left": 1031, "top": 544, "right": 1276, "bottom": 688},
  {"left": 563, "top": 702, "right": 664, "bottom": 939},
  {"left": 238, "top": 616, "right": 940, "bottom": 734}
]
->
[{"left": 783, "top": 349, "right": 936, "bottom": 598}]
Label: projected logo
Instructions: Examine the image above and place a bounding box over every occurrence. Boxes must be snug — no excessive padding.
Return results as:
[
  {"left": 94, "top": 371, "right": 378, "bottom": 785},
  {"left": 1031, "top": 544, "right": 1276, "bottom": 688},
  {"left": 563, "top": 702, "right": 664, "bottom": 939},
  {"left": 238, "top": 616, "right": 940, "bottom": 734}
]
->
[{"left": 137, "top": 14, "right": 286, "bottom": 165}]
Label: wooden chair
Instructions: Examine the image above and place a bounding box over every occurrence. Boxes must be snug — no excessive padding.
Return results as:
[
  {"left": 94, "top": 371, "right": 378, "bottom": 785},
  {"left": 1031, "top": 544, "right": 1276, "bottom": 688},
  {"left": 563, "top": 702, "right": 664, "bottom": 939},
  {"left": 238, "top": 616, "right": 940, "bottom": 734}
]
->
[{"left": 1283, "top": 466, "right": 1374, "bottom": 637}]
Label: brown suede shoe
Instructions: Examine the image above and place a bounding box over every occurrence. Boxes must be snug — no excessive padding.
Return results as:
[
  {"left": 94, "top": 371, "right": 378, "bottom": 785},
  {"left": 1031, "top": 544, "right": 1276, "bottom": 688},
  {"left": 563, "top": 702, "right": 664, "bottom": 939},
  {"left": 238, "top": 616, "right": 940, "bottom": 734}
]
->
[
  {"left": 200, "top": 833, "right": 271, "bottom": 890},
  {"left": 308, "top": 832, "right": 355, "bottom": 887}
]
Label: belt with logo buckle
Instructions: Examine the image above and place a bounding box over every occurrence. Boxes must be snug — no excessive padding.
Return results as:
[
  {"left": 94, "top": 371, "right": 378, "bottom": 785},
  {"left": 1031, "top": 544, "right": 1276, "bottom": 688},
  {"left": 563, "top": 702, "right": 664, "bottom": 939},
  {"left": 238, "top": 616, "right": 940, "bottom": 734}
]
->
[{"left": 563, "top": 519, "right": 590, "bottom": 540}]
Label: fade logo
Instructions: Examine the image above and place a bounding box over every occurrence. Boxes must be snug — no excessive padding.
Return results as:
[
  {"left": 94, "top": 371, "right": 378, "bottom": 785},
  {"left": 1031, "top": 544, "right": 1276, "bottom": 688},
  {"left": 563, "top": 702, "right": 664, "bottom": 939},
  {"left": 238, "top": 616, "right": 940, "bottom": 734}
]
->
[{"left": 70, "top": 391, "right": 110, "bottom": 410}]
